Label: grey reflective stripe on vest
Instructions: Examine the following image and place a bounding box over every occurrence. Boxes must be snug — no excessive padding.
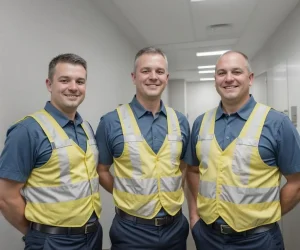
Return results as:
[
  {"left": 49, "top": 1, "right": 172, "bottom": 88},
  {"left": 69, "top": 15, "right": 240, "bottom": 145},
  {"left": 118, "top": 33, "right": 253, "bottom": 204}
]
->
[
  {"left": 197, "top": 109, "right": 216, "bottom": 169},
  {"left": 199, "top": 180, "right": 216, "bottom": 199},
  {"left": 114, "top": 177, "right": 158, "bottom": 195},
  {"left": 200, "top": 109, "right": 216, "bottom": 137},
  {"left": 134, "top": 199, "right": 157, "bottom": 217},
  {"left": 118, "top": 105, "right": 143, "bottom": 178},
  {"left": 81, "top": 121, "right": 99, "bottom": 166},
  {"left": 32, "top": 112, "right": 71, "bottom": 184},
  {"left": 160, "top": 176, "right": 182, "bottom": 192},
  {"left": 199, "top": 181, "right": 279, "bottom": 204},
  {"left": 232, "top": 104, "right": 269, "bottom": 185},
  {"left": 166, "top": 107, "right": 182, "bottom": 168},
  {"left": 116, "top": 105, "right": 182, "bottom": 197},
  {"left": 24, "top": 177, "right": 99, "bottom": 203},
  {"left": 220, "top": 184, "right": 279, "bottom": 204}
]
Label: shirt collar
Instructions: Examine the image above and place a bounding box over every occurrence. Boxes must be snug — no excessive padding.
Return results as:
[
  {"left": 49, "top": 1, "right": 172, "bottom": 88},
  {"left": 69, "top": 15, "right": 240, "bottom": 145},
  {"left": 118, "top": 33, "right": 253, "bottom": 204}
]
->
[
  {"left": 44, "top": 101, "right": 83, "bottom": 127},
  {"left": 129, "top": 96, "right": 167, "bottom": 118},
  {"left": 215, "top": 95, "right": 256, "bottom": 121}
]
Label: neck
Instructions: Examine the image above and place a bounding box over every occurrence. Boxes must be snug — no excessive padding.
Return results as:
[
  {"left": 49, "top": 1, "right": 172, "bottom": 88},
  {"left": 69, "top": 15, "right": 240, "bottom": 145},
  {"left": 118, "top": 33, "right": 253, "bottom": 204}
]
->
[
  {"left": 221, "top": 95, "right": 250, "bottom": 115},
  {"left": 136, "top": 95, "right": 161, "bottom": 115},
  {"left": 50, "top": 101, "right": 76, "bottom": 121},
  {"left": 64, "top": 112, "right": 76, "bottom": 121}
]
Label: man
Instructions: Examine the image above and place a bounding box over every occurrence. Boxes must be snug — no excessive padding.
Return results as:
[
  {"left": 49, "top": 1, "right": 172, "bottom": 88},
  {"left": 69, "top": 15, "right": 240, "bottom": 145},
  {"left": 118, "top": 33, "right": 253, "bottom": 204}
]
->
[
  {"left": 0, "top": 53, "right": 102, "bottom": 250},
  {"left": 96, "top": 47, "right": 190, "bottom": 250},
  {"left": 186, "top": 50, "right": 300, "bottom": 250}
]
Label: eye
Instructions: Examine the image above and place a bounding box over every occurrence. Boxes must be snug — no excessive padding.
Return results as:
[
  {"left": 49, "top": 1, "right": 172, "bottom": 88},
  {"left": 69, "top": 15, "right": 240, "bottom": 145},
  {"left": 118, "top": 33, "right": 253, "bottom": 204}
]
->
[
  {"left": 141, "top": 69, "right": 150, "bottom": 74},
  {"left": 77, "top": 80, "right": 85, "bottom": 85},
  {"left": 217, "top": 71, "right": 226, "bottom": 76},
  {"left": 157, "top": 70, "right": 165, "bottom": 75},
  {"left": 60, "top": 79, "right": 68, "bottom": 83},
  {"left": 233, "top": 70, "right": 242, "bottom": 75}
]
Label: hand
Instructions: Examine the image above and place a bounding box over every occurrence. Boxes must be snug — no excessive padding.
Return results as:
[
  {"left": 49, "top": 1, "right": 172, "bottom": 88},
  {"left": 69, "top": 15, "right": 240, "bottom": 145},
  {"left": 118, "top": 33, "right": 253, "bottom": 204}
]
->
[{"left": 190, "top": 215, "right": 200, "bottom": 230}]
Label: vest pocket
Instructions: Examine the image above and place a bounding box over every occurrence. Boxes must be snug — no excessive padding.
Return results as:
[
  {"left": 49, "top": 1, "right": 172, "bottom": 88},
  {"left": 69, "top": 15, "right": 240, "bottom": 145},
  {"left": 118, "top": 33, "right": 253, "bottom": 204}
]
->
[
  {"left": 198, "top": 134, "right": 214, "bottom": 170},
  {"left": 232, "top": 138, "right": 259, "bottom": 185},
  {"left": 51, "top": 139, "right": 72, "bottom": 149}
]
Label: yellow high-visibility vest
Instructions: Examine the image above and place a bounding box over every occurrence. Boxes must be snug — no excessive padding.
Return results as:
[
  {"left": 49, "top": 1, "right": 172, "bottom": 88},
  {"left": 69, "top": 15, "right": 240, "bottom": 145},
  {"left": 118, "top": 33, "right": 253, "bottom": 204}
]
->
[
  {"left": 23, "top": 110, "right": 101, "bottom": 227},
  {"left": 196, "top": 103, "right": 281, "bottom": 231},
  {"left": 113, "top": 104, "right": 184, "bottom": 219}
]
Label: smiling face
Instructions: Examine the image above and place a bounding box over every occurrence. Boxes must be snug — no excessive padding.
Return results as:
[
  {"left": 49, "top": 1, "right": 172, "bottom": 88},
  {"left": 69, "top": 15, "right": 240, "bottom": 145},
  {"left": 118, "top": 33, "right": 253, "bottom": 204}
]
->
[
  {"left": 132, "top": 53, "right": 169, "bottom": 102},
  {"left": 215, "top": 52, "right": 253, "bottom": 107},
  {"left": 46, "top": 62, "right": 86, "bottom": 118}
]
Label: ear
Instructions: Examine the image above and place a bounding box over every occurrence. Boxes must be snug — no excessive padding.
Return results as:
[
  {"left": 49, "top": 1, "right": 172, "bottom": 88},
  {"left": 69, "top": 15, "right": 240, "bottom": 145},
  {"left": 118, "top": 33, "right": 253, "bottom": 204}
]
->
[
  {"left": 249, "top": 73, "right": 254, "bottom": 87},
  {"left": 214, "top": 75, "right": 217, "bottom": 87},
  {"left": 165, "top": 73, "right": 169, "bottom": 86},
  {"left": 131, "top": 72, "right": 136, "bottom": 85},
  {"left": 46, "top": 78, "right": 52, "bottom": 93}
]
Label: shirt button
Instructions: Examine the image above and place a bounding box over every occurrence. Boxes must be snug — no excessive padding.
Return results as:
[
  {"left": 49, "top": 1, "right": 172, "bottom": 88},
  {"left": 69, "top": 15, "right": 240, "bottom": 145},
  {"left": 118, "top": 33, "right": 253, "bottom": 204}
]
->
[{"left": 226, "top": 136, "right": 229, "bottom": 140}]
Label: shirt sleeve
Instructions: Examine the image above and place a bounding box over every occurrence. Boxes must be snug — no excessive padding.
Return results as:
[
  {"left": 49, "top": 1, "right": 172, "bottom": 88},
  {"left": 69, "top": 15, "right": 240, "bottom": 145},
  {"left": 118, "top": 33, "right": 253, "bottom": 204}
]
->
[
  {"left": 175, "top": 111, "right": 190, "bottom": 160},
  {"left": 0, "top": 121, "right": 36, "bottom": 182},
  {"left": 95, "top": 116, "right": 114, "bottom": 166},
  {"left": 183, "top": 115, "right": 204, "bottom": 166},
  {"left": 276, "top": 116, "right": 300, "bottom": 175}
]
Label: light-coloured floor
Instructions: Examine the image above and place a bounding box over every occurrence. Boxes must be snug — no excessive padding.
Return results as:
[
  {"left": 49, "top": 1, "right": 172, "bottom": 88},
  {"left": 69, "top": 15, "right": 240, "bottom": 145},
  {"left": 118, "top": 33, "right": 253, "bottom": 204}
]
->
[{"left": 187, "top": 232, "right": 197, "bottom": 250}]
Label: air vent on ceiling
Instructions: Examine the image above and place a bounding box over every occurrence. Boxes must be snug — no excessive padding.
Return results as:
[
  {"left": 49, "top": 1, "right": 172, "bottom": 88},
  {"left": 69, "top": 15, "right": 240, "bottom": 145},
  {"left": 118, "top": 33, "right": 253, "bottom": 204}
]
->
[{"left": 207, "top": 23, "right": 233, "bottom": 35}]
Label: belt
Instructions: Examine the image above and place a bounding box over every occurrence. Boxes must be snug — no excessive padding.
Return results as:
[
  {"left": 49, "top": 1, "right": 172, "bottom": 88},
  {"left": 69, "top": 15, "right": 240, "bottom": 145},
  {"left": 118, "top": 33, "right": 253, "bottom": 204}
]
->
[
  {"left": 116, "top": 208, "right": 182, "bottom": 226},
  {"left": 209, "top": 222, "right": 276, "bottom": 236},
  {"left": 30, "top": 220, "right": 99, "bottom": 235}
]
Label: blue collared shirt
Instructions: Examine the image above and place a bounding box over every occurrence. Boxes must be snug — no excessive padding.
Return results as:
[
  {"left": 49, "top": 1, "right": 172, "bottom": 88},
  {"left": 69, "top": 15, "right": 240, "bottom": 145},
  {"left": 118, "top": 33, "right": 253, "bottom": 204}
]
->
[
  {"left": 185, "top": 95, "right": 300, "bottom": 224},
  {"left": 95, "top": 96, "right": 190, "bottom": 217},
  {"left": 0, "top": 102, "right": 88, "bottom": 183},
  {"left": 185, "top": 95, "right": 300, "bottom": 175},
  {"left": 96, "top": 96, "right": 190, "bottom": 165}
]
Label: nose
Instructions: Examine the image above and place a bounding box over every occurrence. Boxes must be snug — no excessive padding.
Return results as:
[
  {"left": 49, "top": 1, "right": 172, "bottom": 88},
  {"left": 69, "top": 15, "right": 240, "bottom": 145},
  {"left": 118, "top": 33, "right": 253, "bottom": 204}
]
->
[
  {"left": 149, "top": 71, "right": 158, "bottom": 80},
  {"left": 225, "top": 72, "right": 234, "bottom": 82},
  {"left": 68, "top": 80, "right": 78, "bottom": 91}
]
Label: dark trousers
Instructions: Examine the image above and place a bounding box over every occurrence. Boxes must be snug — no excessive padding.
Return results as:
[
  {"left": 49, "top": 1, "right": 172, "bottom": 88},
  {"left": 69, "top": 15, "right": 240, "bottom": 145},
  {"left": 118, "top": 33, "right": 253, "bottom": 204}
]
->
[
  {"left": 24, "top": 221, "right": 103, "bottom": 250},
  {"left": 110, "top": 213, "right": 189, "bottom": 250},
  {"left": 192, "top": 219, "right": 285, "bottom": 250}
]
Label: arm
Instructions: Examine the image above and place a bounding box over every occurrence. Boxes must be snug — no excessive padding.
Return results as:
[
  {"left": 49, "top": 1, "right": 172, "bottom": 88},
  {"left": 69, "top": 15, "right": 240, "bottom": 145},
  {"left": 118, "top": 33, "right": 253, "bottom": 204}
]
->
[
  {"left": 0, "top": 120, "right": 37, "bottom": 234},
  {"left": 280, "top": 173, "right": 300, "bottom": 215},
  {"left": 0, "top": 178, "right": 29, "bottom": 234},
  {"left": 182, "top": 115, "right": 203, "bottom": 228},
  {"left": 97, "top": 164, "right": 114, "bottom": 193},
  {"left": 95, "top": 114, "right": 117, "bottom": 194},
  {"left": 274, "top": 116, "right": 300, "bottom": 215},
  {"left": 179, "top": 160, "right": 187, "bottom": 188},
  {"left": 186, "top": 165, "right": 200, "bottom": 228}
]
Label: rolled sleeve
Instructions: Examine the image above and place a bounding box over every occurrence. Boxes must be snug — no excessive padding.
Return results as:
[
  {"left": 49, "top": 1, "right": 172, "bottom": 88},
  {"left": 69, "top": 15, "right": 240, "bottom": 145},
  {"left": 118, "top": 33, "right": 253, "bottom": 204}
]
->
[
  {"left": 95, "top": 116, "right": 114, "bottom": 166},
  {"left": 184, "top": 115, "right": 204, "bottom": 166},
  {"left": 175, "top": 111, "right": 190, "bottom": 160},
  {"left": 0, "top": 122, "right": 35, "bottom": 182}
]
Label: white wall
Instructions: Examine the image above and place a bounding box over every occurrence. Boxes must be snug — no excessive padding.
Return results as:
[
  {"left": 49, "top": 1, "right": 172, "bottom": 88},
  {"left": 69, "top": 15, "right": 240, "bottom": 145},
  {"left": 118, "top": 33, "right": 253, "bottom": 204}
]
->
[
  {"left": 250, "top": 72, "right": 268, "bottom": 105},
  {"left": 186, "top": 82, "right": 220, "bottom": 126},
  {"left": 168, "top": 79, "right": 186, "bottom": 115},
  {"left": 0, "top": 0, "right": 139, "bottom": 249},
  {"left": 186, "top": 77, "right": 268, "bottom": 126},
  {"left": 251, "top": 2, "right": 300, "bottom": 249}
]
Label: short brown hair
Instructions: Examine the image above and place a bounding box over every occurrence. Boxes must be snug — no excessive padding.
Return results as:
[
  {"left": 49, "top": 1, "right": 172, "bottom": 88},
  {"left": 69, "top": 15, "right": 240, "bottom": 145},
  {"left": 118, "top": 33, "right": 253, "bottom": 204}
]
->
[
  {"left": 216, "top": 50, "right": 252, "bottom": 73},
  {"left": 48, "top": 53, "right": 87, "bottom": 80},
  {"left": 133, "top": 47, "right": 168, "bottom": 72}
]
